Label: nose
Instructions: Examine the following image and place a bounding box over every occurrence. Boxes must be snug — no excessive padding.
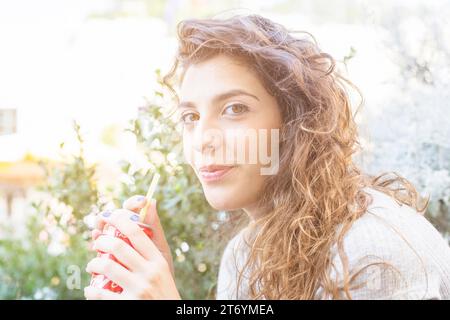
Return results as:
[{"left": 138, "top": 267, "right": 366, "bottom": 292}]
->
[{"left": 192, "top": 117, "right": 223, "bottom": 155}]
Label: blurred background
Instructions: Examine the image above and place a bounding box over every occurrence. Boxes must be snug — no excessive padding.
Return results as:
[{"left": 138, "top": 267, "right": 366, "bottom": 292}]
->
[{"left": 0, "top": 0, "right": 449, "bottom": 299}]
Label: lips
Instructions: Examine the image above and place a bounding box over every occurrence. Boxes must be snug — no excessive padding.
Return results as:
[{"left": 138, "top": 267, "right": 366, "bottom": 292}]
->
[{"left": 198, "top": 164, "right": 236, "bottom": 182}]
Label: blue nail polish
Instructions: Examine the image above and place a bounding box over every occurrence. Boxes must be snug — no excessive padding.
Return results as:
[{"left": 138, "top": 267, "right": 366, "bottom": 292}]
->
[
  {"left": 130, "top": 214, "right": 139, "bottom": 222},
  {"left": 102, "top": 210, "right": 112, "bottom": 217}
]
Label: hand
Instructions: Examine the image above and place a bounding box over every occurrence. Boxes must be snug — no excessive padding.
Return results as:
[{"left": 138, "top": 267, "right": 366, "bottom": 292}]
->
[{"left": 84, "top": 196, "right": 180, "bottom": 300}]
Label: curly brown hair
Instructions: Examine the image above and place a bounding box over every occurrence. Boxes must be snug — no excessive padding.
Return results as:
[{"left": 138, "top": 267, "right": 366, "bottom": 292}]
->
[{"left": 162, "top": 14, "right": 428, "bottom": 299}]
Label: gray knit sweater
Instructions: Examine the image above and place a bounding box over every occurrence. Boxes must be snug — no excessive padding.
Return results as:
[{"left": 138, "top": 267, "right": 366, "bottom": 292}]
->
[{"left": 216, "top": 187, "right": 450, "bottom": 299}]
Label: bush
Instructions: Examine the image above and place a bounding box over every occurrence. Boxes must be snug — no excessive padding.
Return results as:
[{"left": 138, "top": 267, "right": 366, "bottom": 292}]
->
[{"left": 0, "top": 122, "right": 100, "bottom": 299}]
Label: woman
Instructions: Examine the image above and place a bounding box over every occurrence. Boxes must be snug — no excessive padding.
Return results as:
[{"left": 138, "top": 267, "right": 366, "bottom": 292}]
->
[{"left": 84, "top": 14, "right": 450, "bottom": 300}]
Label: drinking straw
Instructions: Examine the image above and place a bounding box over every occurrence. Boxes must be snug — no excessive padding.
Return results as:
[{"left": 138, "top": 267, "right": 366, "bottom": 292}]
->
[{"left": 139, "top": 172, "right": 160, "bottom": 222}]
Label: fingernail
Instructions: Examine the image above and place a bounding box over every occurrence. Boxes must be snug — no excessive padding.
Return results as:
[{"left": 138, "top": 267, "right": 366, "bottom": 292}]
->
[
  {"left": 136, "top": 195, "right": 145, "bottom": 202},
  {"left": 130, "top": 214, "right": 139, "bottom": 222},
  {"left": 102, "top": 210, "right": 112, "bottom": 217}
]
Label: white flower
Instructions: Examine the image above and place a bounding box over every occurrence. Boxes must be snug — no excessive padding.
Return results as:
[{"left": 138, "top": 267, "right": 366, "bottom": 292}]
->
[{"left": 180, "top": 242, "right": 189, "bottom": 252}]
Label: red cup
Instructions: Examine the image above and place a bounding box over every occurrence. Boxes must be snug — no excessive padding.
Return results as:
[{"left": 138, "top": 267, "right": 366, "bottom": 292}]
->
[{"left": 90, "top": 222, "right": 153, "bottom": 293}]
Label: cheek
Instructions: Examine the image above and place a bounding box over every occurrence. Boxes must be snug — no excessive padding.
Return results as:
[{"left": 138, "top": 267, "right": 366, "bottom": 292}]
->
[{"left": 182, "top": 130, "right": 195, "bottom": 166}]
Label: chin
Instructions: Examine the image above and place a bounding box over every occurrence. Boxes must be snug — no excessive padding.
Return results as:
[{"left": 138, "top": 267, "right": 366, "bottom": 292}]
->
[
  {"left": 206, "top": 197, "right": 233, "bottom": 211},
  {"left": 205, "top": 193, "right": 241, "bottom": 211}
]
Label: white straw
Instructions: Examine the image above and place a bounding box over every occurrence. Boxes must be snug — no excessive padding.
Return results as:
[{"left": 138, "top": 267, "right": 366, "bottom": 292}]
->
[{"left": 139, "top": 172, "right": 160, "bottom": 222}]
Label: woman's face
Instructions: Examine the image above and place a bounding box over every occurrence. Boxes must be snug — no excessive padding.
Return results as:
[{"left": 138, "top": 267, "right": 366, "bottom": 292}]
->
[{"left": 179, "top": 54, "right": 282, "bottom": 214}]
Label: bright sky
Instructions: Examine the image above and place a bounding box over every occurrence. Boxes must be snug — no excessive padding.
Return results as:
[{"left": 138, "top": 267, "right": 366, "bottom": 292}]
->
[
  {"left": 0, "top": 0, "right": 176, "bottom": 164},
  {"left": 0, "top": 0, "right": 427, "bottom": 165}
]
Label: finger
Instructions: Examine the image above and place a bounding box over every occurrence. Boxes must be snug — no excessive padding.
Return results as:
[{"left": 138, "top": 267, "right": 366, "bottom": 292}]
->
[
  {"left": 99, "top": 209, "right": 162, "bottom": 262},
  {"left": 84, "top": 286, "right": 126, "bottom": 300},
  {"left": 141, "top": 200, "right": 174, "bottom": 273},
  {"left": 123, "top": 195, "right": 147, "bottom": 213},
  {"left": 95, "top": 209, "right": 115, "bottom": 232},
  {"left": 91, "top": 229, "right": 101, "bottom": 241},
  {"left": 86, "top": 257, "right": 140, "bottom": 292},
  {"left": 95, "top": 194, "right": 147, "bottom": 232},
  {"left": 94, "top": 235, "right": 148, "bottom": 272},
  {"left": 141, "top": 199, "right": 166, "bottom": 249}
]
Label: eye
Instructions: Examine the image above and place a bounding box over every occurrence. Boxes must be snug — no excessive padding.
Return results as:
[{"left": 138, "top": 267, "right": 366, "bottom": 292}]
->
[
  {"left": 180, "top": 112, "right": 200, "bottom": 124},
  {"left": 222, "top": 103, "right": 249, "bottom": 116}
]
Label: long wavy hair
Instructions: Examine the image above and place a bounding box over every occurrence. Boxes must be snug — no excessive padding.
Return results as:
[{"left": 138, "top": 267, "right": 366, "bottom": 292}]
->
[{"left": 162, "top": 14, "right": 428, "bottom": 299}]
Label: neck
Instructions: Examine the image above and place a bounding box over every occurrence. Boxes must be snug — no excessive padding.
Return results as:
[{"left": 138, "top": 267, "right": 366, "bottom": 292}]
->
[{"left": 243, "top": 201, "right": 271, "bottom": 222}]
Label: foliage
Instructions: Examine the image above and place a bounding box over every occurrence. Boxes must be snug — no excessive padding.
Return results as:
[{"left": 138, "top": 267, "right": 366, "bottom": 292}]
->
[
  {"left": 359, "top": 4, "right": 450, "bottom": 241},
  {"left": 0, "top": 122, "right": 101, "bottom": 299}
]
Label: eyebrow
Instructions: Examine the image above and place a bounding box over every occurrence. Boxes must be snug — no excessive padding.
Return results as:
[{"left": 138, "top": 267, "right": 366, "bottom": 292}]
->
[{"left": 178, "top": 89, "right": 260, "bottom": 109}]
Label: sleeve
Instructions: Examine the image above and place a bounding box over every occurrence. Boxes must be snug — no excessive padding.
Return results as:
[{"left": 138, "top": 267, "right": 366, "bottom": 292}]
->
[
  {"left": 216, "top": 230, "right": 248, "bottom": 300},
  {"left": 216, "top": 235, "right": 236, "bottom": 299}
]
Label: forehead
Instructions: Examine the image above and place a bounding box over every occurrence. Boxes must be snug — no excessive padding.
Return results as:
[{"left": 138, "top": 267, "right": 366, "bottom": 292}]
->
[{"left": 179, "top": 55, "right": 265, "bottom": 101}]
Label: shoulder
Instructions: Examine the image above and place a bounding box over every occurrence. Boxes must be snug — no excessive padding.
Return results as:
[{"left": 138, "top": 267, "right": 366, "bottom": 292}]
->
[
  {"left": 329, "top": 187, "right": 450, "bottom": 299},
  {"left": 340, "top": 187, "right": 449, "bottom": 257}
]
